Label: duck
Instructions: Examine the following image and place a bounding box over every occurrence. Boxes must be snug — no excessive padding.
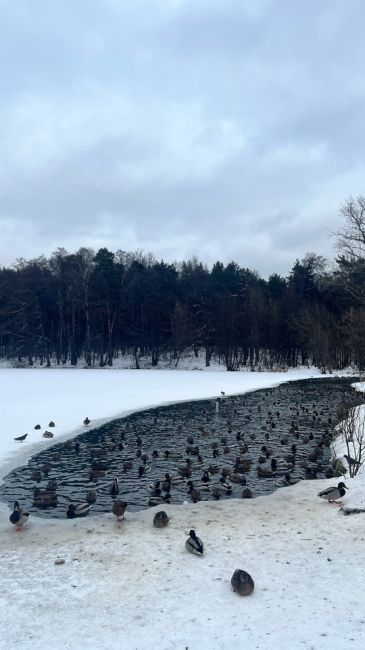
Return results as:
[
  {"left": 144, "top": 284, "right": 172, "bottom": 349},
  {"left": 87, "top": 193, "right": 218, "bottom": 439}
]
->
[
  {"left": 14, "top": 434, "right": 28, "bottom": 442},
  {"left": 43, "top": 431, "right": 54, "bottom": 439},
  {"left": 138, "top": 464, "right": 151, "bottom": 477},
  {"left": 66, "top": 502, "right": 92, "bottom": 518},
  {"left": 34, "top": 424, "right": 41, "bottom": 430},
  {"left": 33, "top": 488, "right": 58, "bottom": 507},
  {"left": 83, "top": 417, "right": 91, "bottom": 426},
  {"left": 169, "top": 474, "right": 186, "bottom": 485},
  {"left": 186, "top": 480, "right": 210, "bottom": 493},
  {"left": 31, "top": 469, "right": 42, "bottom": 482},
  {"left": 9, "top": 501, "right": 30, "bottom": 531},
  {"left": 317, "top": 482, "right": 349, "bottom": 504},
  {"left": 275, "top": 473, "right": 302, "bottom": 487},
  {"left": 148, "top": 480, "right": 161, "bottom": 494},
  {"left": 189, "top": 487, "right": 201, "bottom": 503},
  {"left": 257, "top": 466, "right": 275, "bottom": 478},
  {"left": 110, "top": 478, "right": 119, "bottom": 496},
  {"left": 112, "top": 500, "right": 128, "bottom": 521},
  {"left": 219, "top": 477, "right": 233, "bottom": 492},
  {"left": 211, "top": 486, "right": 223, "bottom": 499},
  {"left": 86, "top": 490, "right": 97, "bottom": 504},
  {"left": 231, "top": 569, "right": 255, "bottom": 596},
  {"left": 153, "top": 511, "right": 169, "bottom": 528},
  {"left": 48, "top": 421, "right": 55, "bottom": 427},
  {"left": 344, "top": 454, "right": 361, "bottom": 470},
  {"left": 161, "top": 476, "right": 172, "bottom": 493},
  {"left": 148, "top": 493, "right": 171, "bottom": 507},
  {"left": 185, "top": 529, "right": 204, "bottom": 556}
]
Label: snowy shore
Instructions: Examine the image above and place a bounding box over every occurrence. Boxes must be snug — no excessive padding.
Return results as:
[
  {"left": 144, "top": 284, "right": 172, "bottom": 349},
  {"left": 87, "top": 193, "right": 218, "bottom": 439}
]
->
[{"left": 1, "top": 367, "right": 365, "bottom": 650}]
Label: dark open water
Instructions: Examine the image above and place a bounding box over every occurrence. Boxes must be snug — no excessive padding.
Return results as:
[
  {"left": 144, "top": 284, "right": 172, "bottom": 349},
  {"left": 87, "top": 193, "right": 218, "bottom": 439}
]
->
[{"left": 0, "top": 377, "right": 361, "bottom": 518}]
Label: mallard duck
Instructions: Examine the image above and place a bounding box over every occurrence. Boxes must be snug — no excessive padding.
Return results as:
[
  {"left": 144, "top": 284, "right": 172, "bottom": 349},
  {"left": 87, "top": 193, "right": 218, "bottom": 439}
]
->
[
  {"left": 33, "top": 488, "right": 58, "bottom": 507},
  {"left": 231, "top": 569, "right": 254, "bottom": 596},
  {"left": 148, "top": 480, "right": 161, "bottom": 493},
  {"left": 48, "top": 421, "right": 55, "bottom": 427},
  {"left": 14, "top": 434, "right": 27, "bottom": 442},
  {"left": 211, "top": 486, "right": 223, "bottom": 499},
  {"left": 185, "top": 529, "right": 204, "bottom": 556},
  {"left": 241, "top": 487, "right": 253, "bottom": 498},
  {"left": 201, "top": 470, "right": 211, "bottom": 483},
  {"left": 34, "top": 424, "right": 41, "bottom": 430},
  {"left": 112, "top": 500, "right": 128, "bottom": 521},
  {"left": 219, "top": 477, "right": 233, "bottom": 492},
  {"left": 110, "top": 478, "right": 119, "bottom": 496},
  {"left": 153, "top": 511, "right": 169, "bottom": 528},
  {"left": 9, "top": 501, "right": 30, "bottom": 531},
  {"left": 177, "top": 466, "right": 192, "bottom": 479},
  {"left": 275, "top": 473, "right": 302, "bottom": 487},
  {"left": 317, "top": 482, "right": 349, "bottom": 504},
  {"left": 257, "top": 466, "right": 274, "bottom": 478},
  {"left": 187, "top": 480, "right": 210, "bottom": 493},
  {"left": 86, "top": 490, "right": 97, "bottom": 504},
  {"left": 148, "top": 493, "right": 171, "bottom": 507},
  {"left": 189, "top": 487, "right": 201, "bottom": 503},
  {"left": 138, "top": 464, "right": 151, "bottom": 477},
  {"left": 170, "top": 474, "right": 186, "bottom": 485},
  {"left": 43, "top": 431, "right": 54, "bottom": 439},
  {"left": 230, "top": 473, "right": 246, "bottom": 485},
  {"left": 83, "top": 417, "right": 91, "bottom": 426},
  {"left": 66, "top": 502, "right": 91, "bottom": 518},
  {"left": 161, "top": 477, "right": 172, "bottom": 493}
]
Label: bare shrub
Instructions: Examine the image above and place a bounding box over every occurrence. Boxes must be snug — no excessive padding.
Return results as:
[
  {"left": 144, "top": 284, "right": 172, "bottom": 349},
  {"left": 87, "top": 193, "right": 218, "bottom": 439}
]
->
[{"left": 337, "top": 401, "right": 365, "bottom": 476}]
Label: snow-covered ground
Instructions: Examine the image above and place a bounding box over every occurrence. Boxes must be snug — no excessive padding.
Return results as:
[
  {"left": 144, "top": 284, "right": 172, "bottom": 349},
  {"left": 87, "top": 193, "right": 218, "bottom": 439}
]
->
[{"left": 1, "top": 367, "right": 365, "bottom": 650}]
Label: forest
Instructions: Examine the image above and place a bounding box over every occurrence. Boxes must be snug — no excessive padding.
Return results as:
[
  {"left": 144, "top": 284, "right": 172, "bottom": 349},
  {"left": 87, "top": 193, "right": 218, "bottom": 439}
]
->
[{"left": 1, "top": 197, "right": 365, "bottom": 371}]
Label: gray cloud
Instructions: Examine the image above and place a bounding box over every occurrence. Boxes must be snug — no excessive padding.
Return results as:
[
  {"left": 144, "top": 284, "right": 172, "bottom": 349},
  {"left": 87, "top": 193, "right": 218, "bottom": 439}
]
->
[{"left": 0, "top": 0, "right": 364, "bottom": 276}]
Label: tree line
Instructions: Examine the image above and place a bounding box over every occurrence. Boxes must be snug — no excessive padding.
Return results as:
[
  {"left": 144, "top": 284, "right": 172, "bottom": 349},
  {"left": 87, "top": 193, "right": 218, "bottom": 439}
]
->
[{"left": 1, "top": 196, "right": 365, "bottom": 371}]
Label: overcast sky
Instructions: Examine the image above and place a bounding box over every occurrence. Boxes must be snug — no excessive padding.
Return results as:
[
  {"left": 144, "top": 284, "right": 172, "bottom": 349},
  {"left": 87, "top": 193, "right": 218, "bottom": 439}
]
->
[{"left": 0, "top": 0, "right": 364, "bottom": 277}]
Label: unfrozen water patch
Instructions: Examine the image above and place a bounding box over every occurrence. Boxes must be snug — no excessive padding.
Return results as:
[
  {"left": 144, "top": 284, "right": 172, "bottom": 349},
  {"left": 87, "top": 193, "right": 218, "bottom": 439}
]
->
[{"left": 0, "top": 378, "right": 361, "bottom": 518}]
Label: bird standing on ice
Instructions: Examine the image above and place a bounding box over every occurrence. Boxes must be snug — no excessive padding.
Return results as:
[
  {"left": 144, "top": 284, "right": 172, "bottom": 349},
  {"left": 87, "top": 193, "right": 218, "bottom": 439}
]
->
[
  {"left": 10, "top": 501, "right": 30, "bottom": 531},
  {"left": 112, "top": 500, "right": 128, "bottom": 521},
  {"left": 317, "top": 481, "right": 349, "bottom": 504}
]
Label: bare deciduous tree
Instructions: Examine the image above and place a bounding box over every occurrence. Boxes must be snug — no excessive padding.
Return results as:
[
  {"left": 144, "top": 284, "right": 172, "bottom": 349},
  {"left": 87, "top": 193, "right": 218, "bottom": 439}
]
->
[
  {"left": 336, "top": 194, "right": 365, "bottom": 260},
  {"left": 337, "top": 400, "right": 365, "bottom": 477}
]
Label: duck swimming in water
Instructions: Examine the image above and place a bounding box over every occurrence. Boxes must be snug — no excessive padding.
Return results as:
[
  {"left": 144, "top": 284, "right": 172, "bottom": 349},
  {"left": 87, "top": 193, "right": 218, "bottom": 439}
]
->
[
  {"left": 317, "top": 481, "right": 349, "bottom": 504},
  {"left": 110, "top": 478, "right": 119, "bottom": 496},
  {"left": 66, "top": 502, "right": 92, "bottom": 518},
  {"left": 185, "top": 529, "right": 204, "bottom": 556},
  {"left": 9, "top": 501, "right": 30, "bottom": 531}
]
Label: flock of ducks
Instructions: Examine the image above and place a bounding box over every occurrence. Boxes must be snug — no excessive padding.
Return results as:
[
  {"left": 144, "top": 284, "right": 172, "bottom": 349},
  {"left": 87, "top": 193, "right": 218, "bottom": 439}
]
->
[
  {"left": 9, "top": 392, "right": 349, "bottom": 596},
  {"left": 10, "top": 479, "right": 350, "bottom": 531},
  {"left": 8, "top": 386, "right": 353, "bottom": 532},
  {"left": 13, "top": 417, "right": 91, "bottom": 443}
]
